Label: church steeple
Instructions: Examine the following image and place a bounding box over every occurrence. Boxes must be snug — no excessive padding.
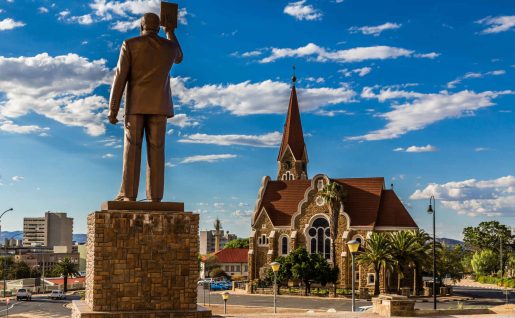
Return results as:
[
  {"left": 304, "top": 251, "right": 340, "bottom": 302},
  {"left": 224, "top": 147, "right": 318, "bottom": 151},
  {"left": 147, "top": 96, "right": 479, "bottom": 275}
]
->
[{"left": 277, "top": 70, "right": 308, "bottom": 181}]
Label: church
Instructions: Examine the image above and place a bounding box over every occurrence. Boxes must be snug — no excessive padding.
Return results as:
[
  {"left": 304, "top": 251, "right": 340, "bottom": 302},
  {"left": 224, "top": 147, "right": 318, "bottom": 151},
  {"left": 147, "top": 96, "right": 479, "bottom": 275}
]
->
[{"left": 248, "top": 76, "right": 418, "bottom": 292}]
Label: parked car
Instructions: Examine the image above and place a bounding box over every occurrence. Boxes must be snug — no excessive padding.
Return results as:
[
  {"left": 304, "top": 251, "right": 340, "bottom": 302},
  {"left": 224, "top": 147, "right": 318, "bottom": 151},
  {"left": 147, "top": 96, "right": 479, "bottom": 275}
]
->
[
  {"left": 356, "top": 305, "right": 372, "bottom": 312},
  {"left": 209, "top": 281, "right": 231, "bottom": 291},
  {"left": 197, "top": 278, "right": 214, "bottom": 286},
  {"left": 50, "top": 290, "right": 66, "bottom": 300},
  {"left": 16, "top": 288, "right": 32, "bottom": 301}
]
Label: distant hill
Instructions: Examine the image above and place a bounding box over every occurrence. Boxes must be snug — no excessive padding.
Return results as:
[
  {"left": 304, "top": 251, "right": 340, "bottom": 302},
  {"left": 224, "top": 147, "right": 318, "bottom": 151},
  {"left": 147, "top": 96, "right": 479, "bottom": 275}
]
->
[
  {"left": 0, "top": 231, "right": 87, "bottom": 244},
  {"left": 437, "top": 237, "right": 464, "bottom": 247}
]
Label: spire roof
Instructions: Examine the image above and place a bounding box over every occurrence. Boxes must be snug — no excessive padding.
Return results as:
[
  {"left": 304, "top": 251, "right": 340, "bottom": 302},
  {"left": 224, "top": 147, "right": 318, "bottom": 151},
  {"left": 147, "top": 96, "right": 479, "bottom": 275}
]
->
[{"left": 277, "top": 80, "right": 306, "bottom": 161}]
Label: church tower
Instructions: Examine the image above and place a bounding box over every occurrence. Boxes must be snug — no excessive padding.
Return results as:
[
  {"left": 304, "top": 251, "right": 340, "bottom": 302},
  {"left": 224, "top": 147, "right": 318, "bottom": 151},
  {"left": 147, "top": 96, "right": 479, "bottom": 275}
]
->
[{"left": 277, "top": 74, "right": 308, "bottom": 181}]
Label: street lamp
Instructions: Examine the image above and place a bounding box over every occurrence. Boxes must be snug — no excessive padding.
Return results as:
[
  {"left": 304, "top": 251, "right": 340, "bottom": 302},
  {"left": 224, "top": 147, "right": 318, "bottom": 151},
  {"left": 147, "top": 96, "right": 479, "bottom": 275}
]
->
[
  {"left": 347, "top": 239, "right": 360, "bottom": 312},
  {"left": 1, "top": 208, "right": 13, "bottom": 316},
  {"left": 427, "top": 196, "right": 437, "bottom": 310},
  {"left": 270, "top": 261, "right": 280, "bottom": 314},
  {"left": 221, "top": 291, "right": 229, "bottom": 315}
]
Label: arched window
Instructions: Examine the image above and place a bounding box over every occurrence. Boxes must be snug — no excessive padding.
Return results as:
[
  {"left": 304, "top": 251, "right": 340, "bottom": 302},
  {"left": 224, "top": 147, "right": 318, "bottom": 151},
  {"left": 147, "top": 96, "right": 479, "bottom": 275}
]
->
[
  {"left": 307, "top": 217, "right": 331, "bottom": 260},
  {"left": 283, "top": 171, "right": 295, "bottom": 181},
  {"left": 280, "top": 236, "right": 288, "bottom": 255}
]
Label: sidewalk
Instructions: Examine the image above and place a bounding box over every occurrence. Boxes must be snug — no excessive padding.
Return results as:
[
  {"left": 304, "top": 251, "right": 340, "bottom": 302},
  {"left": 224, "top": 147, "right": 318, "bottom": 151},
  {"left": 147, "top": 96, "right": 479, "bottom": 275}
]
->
[{"left": 448, "top": 278, "right": 514, "bottom": 291}]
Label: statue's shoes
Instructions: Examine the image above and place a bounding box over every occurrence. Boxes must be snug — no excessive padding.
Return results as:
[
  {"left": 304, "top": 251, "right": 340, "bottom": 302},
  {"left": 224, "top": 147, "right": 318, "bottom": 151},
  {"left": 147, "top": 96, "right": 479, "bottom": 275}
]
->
[{"left": 114, "top": 195, "right": 136, "bottom": 201}]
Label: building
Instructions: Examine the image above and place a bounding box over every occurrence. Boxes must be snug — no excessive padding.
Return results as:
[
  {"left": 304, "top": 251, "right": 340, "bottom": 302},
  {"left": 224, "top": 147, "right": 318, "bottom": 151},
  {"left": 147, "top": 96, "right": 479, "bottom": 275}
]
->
[
  {"left": 14, "top": 249, "right": 80, "bottom": 275},
  {"left": 248, "top": 77, "right": 418, "bottom": 292},
  {"left": 199, "top": 230, "right": 237, "bottom": 255},
  {"left": 23, "top": 212, "right": 73, "bottom": 251},
  {"left": 201, "top": 248, "right": 249, "bottom": 279}
]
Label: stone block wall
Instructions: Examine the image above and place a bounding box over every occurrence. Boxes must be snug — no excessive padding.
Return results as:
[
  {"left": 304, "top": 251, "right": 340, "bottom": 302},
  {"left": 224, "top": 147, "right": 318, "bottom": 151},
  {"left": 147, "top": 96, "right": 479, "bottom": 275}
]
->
[{"left": 85, "top": 210, "right": 199, "bottom": 312}]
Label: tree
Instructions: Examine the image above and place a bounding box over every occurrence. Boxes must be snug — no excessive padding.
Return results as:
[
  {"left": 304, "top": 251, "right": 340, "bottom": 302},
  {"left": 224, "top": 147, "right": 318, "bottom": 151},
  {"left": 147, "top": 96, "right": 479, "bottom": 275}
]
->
[
  {"left": 320, "top": 180, "right": 346, "bottom": 282},
  {"left": 209, "top": 267, "right": 229, "bottom": 279},
  {"left": 357, "top": 232, "right": 393, "bottom": 295},
  {"left": 224, "top": 238, "right": 249, "bottom": 249},
  {"left": 437, "top": 244, "right": 465, "bottom": 283},
  {"left": 410, "top": 229, "right": 432, "bottom": 295},
  {"left": 264, "top": 256, "right": 292, "bottom": 294},
  {"left": 202, "top": 254, "right": 220, "bottom": 278},
  {"left": 471, "top": 249, "right": 497, "bottom": 276},
  {"left": 54, "top": 258, "right": 80, "bottom": 292},
  {"left": 463, "top": 221, "right": 514, "bottom": 276},
  {"left": 388, "top": 231, "right": 418, "bottom": 291}
]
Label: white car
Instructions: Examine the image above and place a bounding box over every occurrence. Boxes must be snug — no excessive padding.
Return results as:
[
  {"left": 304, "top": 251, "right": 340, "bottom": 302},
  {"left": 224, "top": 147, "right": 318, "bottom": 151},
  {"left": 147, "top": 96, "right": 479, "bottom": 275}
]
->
[
  {"left": 50, "top": 290, "right": 66, "bottom": 300},
  {"left": 16, "top": 288, "right": 32, "bottom": 301}
]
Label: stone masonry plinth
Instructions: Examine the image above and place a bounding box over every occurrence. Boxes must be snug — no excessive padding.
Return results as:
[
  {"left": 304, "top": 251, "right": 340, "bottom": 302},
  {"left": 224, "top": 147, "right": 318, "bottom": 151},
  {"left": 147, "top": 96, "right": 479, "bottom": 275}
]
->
[{"left": 71, "top": 202, "right": 211, "bottom": 318}]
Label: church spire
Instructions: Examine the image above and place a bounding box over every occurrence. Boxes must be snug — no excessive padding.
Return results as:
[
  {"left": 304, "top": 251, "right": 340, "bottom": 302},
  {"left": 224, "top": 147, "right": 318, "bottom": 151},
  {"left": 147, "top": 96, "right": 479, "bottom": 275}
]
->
[{"left": 277, "top": 67, "right": 308, "bottom": 181}]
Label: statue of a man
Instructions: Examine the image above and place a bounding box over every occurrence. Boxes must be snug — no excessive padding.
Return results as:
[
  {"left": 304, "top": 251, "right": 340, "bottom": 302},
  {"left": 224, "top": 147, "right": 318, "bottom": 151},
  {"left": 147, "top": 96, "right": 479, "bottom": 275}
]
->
[{"left": 107, "top": 12, "right": 183, "bottom": 202}]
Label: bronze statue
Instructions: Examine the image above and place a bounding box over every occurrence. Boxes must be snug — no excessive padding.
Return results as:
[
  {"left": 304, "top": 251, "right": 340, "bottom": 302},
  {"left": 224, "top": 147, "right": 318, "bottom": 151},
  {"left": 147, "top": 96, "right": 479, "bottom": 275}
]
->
[{"left": 108, "top": 12, "right": 183, "bottom": 202}]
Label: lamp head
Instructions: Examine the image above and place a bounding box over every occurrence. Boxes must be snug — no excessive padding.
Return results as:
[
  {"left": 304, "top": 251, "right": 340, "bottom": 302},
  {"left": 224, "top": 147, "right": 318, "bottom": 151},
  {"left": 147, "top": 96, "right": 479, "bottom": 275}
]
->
[
  {"left": 347, "top": 239, "right": 360, "bottom": 253},
  {"left": 270, "top": 261, "right": 280, "bottom": 273},
  {"left": 222, "top": 291, "right": 230, "bottom": 300},
  {"left": 427, "top": 204, "right": 434, "bottom": 214}
]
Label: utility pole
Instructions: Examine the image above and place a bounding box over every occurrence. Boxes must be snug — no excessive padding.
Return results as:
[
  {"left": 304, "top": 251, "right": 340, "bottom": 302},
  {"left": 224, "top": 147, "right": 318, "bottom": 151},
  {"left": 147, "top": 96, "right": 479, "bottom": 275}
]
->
[{"left": 499, "top": 235, "right": 503, "bottom": 279}]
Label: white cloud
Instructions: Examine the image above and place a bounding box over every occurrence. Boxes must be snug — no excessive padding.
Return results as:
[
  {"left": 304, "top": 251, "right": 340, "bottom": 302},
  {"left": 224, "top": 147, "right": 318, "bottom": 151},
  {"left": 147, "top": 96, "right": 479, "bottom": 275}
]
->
[
  {"left": 0, "top": 53, "right": 111, "bottom": 136},
  {"left": 283, "top": 0, "right": 322, "bottom": 21},
  {"left": 0, "top": 18, "right": 25, "bottom": 31},
  {"left": 474, "top": 147, "right": 491, "bottom": 152},
  {"left": 232, "top": 209, "right": 253, "bottom": 218},
  {"left": 168, "top": 113, "right": 199, "bottom": 128},
  {"left": 241, "top": 50, "right": 262, "bottom": 57},
  {"left": 476, "top": 15, "right": 515, "bottom": 34},
  {"left": 304, "top": 77, "right": 325, "bottom": 83},
  {"left": 171, "top": 77, "right": 355, "bottom": 115},
  {"left": 410, "top": 176, "right": 515, "bottom": 217},
  {"left": 349, "top": 22, "right": 401, "bottom": 36},
  {"left": 314, "top": 109, "right": 352, "bottom": 117},
  {"left": 68, "top": 14, "right": 94, "bottom": 25},
  {"left": 258, "top": 43, "right": 436, "bottom": 64},
  {"left": 179, "top": 132, "right": 282, "bottom": 147},
  {"left": 414, "top": 52, "right": 440, "bottom": 59},
  {"left": 340, "top": 66, "right": 372, "bottom": 77},
  {"left": 349, "top": 88, "right": 512, "bottom": 140},
  {"left": 38, "top": 7, "right": 49, "bottom": 13},
  {"left": 393, "top": 145, "right": 437, "bottom": 152},
  {"left": 180, "top": 154, "right": 237, "bottom": 164},
  {"left": 11, "top": 176, "right": 24, "bottom": 182},
  {"left": 90, "top": 0, "right": 188, "bottom": 31},
  {"left": 102, "top": 153, "right": 115, "bottom": 159},
  {"left": 447, "top": 70, "right": 506, "bottom": 88}
]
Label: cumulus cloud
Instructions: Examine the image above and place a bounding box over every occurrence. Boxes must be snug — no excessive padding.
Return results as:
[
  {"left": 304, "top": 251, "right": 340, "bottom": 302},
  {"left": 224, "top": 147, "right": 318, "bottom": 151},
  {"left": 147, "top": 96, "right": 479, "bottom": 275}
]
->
[
  {"left": 340, "top": 66, "right": 372, "bottom": 77},
  {"left": 38, "top": 7, "right": 49, "bottom": 13},
  {"left": 179, "top": 132, "right": 282, "bottom": 147},
  {"left": 476, "top": 15, "right": 515, "bottom": 34},
  {"left": 11, "top": 176, "right": 24, "bottom": 182},
  {"left": 393, "top": 145, "right": 437, "bottom": 152},
  {"left": 447, "top": 70, "right": 506, "bottom": 88},
  {"left": 90, "top": 0, "right": 188, "bottom": 31},
  {"left": 232, "top": 209, "right": 253, "bottom": 218},
  {"left": 168, "top": 113, "right": 199, "bottom": 128},
  {"left": 0, "top": 53, "right": 111, "bottom": 136},
  {"left": 0, "top": 18, "right": 25, "bottom": 31},
  {"left": 349, "top": 87, "right": 512, "bottom": 140},
  {"left": 349, "top": 22, "right": 401, "bottom": 36},
  {"left": 283, "top": 0, "right": 322, "bottom": 21},
  {"left": 255, "top": 43, "right": 437, "bottom": 64},
  {"left": 180, "top": 154, "right": 237, "bottom": 164},
  {"left": 171, "top": 77, "right": 355, "bottom": 115},
  {"left": 102, "top": 153, "right": 115, "bottom": 159},
  {"left": 410, "top": 176, "right": 515, "bottom": 217}
]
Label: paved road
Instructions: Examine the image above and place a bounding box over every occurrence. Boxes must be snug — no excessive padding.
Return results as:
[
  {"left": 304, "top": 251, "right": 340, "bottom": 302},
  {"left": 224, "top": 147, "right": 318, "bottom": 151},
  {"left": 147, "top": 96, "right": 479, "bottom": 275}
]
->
[{"left": 1, "top": 294, "right": 77, "bottom": 318}]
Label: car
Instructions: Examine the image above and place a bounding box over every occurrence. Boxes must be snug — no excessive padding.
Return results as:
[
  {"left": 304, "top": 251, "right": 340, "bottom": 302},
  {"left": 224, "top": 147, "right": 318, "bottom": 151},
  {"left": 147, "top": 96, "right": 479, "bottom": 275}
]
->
[
  {"left": 356, "top": 305, "right": 372, "bottom": 312},
  {"left": 197, "top": 278, "right": 214, "bottom": 286},
  {"left": 50, "top": 290, "right": 66, "bottom": 300},
  {"left": 209, "top": 281, "right": 232, "bottom": 291},
  {"left": 16, "top": 288, "right": 32, "bottom": 301}
]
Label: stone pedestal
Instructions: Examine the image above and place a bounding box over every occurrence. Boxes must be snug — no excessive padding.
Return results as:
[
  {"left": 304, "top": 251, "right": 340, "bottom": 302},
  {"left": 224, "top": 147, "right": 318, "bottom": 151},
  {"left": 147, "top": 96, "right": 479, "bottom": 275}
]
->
[
  {"left": 372, "top": 294, "right": 415, "bottom": 317},
  {"left": 71, "top": 202, "right": 211, "bottom": 318}
]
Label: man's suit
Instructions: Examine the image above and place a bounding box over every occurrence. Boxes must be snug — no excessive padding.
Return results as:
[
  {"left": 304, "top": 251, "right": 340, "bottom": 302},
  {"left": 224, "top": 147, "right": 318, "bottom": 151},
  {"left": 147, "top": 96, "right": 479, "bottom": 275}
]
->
[{"left": 109, "top": 31, "right": 183, "bottom": 201}]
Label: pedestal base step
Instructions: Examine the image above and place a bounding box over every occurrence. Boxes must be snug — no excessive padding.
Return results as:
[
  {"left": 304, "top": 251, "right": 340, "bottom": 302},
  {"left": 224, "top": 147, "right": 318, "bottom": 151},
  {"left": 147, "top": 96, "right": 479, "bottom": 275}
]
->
[{"left": 72, "top": 301, "right": 212, "bottom": 318}]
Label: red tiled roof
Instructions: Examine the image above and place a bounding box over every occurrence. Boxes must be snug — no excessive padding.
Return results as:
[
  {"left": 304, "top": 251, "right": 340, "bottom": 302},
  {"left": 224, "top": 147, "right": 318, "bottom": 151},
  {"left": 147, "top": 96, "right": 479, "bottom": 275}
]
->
[
  {"left": 256, "top": 177, "right": 417, "bottom": 229},
  {"left": 277, "top": 86, "right": 306, "bottom": 161},
  {"left": 376, "top": 189, "right": 418, "bottom": 228},
  {"left": 212, "top": 248, "right": 248, "bottom": 264},
  {"left": 45, "top": 276, "right": 85, "bottom": 285}
]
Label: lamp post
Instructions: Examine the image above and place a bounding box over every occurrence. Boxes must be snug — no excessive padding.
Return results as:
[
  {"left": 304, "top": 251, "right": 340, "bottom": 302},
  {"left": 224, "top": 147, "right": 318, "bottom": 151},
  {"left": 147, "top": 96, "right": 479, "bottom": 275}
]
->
[
  {"left": 427, "top": 196, "right": 437, "bottom": 310},
  {"left": 270, "top": 261, "right": 280, "bottom": 314},
  {"left": 221, "top": 291, "right": 229, "bottom": 315},
  {"left": 1, "top": 208, "right": 13, "bottom": 316},
  {"left": 347, "top": 239, "right": 360, "bottom": 312}
]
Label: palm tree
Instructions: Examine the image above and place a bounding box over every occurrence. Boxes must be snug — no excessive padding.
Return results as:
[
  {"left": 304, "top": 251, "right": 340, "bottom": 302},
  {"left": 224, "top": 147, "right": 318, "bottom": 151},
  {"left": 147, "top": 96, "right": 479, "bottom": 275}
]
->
[
  {"left": 388, "top": 231, "right": 418, "bottom": 292},
  {"left": 213, "top": 218, "right": 222, "bottom": 253},
  {"left": 357, "top": 232, "right": 393, "bottom": 295},
  {"left": 54, "top": 257, "right": 80, "bottom": 292},
  {"left": 410, "top": 229, "right": 431, "bottom": 295},
  {"left": 320, "top": 181, "right": 346, "bottom": 295}
]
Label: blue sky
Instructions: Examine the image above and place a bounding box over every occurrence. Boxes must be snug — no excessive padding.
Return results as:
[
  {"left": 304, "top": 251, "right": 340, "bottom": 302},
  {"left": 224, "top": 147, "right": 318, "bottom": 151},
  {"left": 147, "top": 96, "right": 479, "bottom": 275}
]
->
[{"left": 0, "top": 0, "right": 513, "bottom": 239}]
